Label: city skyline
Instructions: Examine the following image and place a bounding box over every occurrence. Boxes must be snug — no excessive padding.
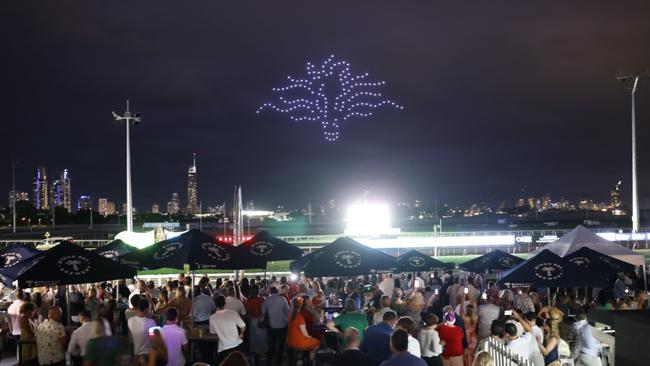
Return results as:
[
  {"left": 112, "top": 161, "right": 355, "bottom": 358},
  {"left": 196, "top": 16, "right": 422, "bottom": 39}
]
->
[{"left": 3, "top": 2, "right": 650, "bottom": 210}]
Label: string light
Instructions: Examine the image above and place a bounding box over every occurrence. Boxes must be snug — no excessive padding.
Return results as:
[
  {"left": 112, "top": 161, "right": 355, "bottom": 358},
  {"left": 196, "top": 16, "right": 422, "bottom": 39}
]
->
[{"left": 257, "top": 54, "right": 403, "bottom": 142}]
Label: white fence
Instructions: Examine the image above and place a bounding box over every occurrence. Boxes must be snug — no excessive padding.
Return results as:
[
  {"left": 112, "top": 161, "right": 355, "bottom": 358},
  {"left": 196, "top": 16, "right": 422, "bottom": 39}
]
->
[{"left": 485, "top": 337, "right": 532, "bottom": 366}]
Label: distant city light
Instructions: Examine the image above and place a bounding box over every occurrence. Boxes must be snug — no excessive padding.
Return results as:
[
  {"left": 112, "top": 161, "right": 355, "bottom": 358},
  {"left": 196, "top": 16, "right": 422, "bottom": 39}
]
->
[{"left": 344, "top": 203, "right": 400, "bottom": 236}]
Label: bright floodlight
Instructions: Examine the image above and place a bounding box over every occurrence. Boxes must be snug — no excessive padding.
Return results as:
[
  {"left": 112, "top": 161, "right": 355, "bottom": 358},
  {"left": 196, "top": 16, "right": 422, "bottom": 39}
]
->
[{"left": 344, "top": 203, "right": 400, "bottom": 236}]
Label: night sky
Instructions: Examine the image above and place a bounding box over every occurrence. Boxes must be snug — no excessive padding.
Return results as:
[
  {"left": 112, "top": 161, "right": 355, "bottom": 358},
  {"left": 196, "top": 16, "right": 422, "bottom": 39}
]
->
[{"left": 3, "top": 1, "right": 650, "bottom": 210}]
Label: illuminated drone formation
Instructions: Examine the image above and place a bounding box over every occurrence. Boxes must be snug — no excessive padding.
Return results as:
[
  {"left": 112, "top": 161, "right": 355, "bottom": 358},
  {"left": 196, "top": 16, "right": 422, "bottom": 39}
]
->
[{"left": 257, "top": 55, "right": 403, "bottom": 141}]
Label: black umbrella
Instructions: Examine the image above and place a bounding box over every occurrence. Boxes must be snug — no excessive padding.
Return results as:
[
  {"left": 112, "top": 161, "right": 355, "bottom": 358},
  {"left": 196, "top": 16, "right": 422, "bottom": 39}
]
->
[
  {"left": 459, "top": 249, "right": 524, "bottom": 273},
  {"left": 95, "top": 239, "right": 137, "bottom": 260},
  {"left": 0, "top": 241, "right": 137, "bottom": 288},
  {"left": 564, "top": 247, "right": 634, "bottom": 283},
  {"left": 0, "top": 243, "right": 40, "bottom": 268},
  {"left": 121, "top": 229, "right": 266, "bottom": 270},
  {"left": 396, "top": 249, "right": 453, "bottom": 272},
  {"left": 237, "top": 231, "right": 303, "bottom": 262},
  {"left": 291, "top": 237, "right": 397, "bottom": 277}
]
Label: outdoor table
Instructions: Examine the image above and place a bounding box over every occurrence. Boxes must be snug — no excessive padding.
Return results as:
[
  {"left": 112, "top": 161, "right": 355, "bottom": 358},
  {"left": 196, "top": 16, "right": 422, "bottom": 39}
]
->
[{"left": 187, "top": 330, "right": 219, "bottom": 363}]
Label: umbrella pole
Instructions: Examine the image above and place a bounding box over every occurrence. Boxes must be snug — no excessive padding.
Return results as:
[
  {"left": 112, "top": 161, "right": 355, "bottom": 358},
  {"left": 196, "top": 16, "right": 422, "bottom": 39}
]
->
[
  {"left": 191, "top": 270, "right": 195, "bottom": 331},
  {"left": 66, "top": 285, "right": 72, "bottom": 332},
  {"left": 547, "top": 287, "right": 551, "bottom": 310},
  {"left": 643, "top": 264, "right": 648, "bottom": 291}
]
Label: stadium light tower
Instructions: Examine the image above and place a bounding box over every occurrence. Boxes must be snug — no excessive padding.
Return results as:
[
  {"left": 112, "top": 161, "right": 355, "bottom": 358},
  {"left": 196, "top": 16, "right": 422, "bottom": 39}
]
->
[
  {"left": 112, "top": 100, "right": 142, "bottom": 232},
  {"left": 617, "top": 72, "right": 650, "bottom": 233}
]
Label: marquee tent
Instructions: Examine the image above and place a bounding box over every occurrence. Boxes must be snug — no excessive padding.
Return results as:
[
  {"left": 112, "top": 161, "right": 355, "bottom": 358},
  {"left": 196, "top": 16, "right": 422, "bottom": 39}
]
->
[{"left": 529, "top": 225, "right": 644, "bottom": 266}]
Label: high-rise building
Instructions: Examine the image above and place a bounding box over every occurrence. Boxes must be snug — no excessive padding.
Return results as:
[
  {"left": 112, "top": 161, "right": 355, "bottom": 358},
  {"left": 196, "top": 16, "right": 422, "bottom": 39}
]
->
[
  {"left": 152, "top": 203, "right": 160, "bottom": 214},
  {"left": 122, "top": 203, "right": 136, "bottom": 215},
  {"left": 33, "top": 166, "right": 48, "bottom": 210},
  {"left": 527, "top": 197, "right": 536, "bottom": 210},
  {"left": 579, "top": 196, "right": 593, "bottom": 210},
  {"left": 107, "top": 201, "right": 116, "bottom": 216},
  {"left": 8, "top": 191, "right": 29, "bottom": 208},
  {"left": 98, "top": 198, "right": 109, "bottom": 216},
  {"left": 541, "top": 194, "right": 551, "bottom": 211},
  {"left": 167, "top": 193, "right": 180, "bottom": 214},
  {"left": 78, "top": 195, "right": 91, "bottom": 211},
  {"left": 51, "top": 169, "right": 72, "bottom": 213},
  {"left": 610, "top": 180, "right": 622, "bottom": 208},
  {"left": 186, "top": 153, "right": 198, "bottom": 214}
]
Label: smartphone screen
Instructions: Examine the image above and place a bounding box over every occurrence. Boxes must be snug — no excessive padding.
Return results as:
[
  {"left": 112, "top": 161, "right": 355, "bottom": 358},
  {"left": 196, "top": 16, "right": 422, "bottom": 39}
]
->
[
  {"left": 504, "top": 310, "right": 513, "bottom": 316},
  {"left": 148, "top": 326, "right": 162, "bottom": 336},
  {"left": 463, "top": 287, "right": 469, "bottom": 294},
  {"left": 414, "top": 281, "right": 420, "bottom": 288}
]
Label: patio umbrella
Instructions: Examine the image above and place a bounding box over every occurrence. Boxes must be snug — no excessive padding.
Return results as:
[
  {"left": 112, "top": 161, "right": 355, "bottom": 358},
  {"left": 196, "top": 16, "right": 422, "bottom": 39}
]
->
[
  {"left": 0, "top": 243, "right": 40, "bottom": 268},
  {"left": 0, "top": 241, "right": 137, "bottom": 288},
  {"left": 396, "top": 249, "right": 453, "bottom": 272},
  {"left": 236, "top": 231, "right": 303, "bottom": 262},
  {"left": 291, "top": 237, "right": 397, "bottom": 277},
  {"left": 563, "top": 247, "right": 634, "bottom": 284},
  {"left": 95, "top": 239, "right": 137, "bottom": 260},
  {"left": 121, "top": 229, "right": 266, "bottom": 270},
  {"left": 459, "top": 249, "right": 524, "bottom": 273}
]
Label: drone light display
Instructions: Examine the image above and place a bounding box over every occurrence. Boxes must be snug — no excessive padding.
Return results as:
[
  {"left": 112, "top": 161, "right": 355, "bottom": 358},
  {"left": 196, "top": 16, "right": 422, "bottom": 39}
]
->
[{"left": 257, "top": 54, "right": 403, "bottom": 141}]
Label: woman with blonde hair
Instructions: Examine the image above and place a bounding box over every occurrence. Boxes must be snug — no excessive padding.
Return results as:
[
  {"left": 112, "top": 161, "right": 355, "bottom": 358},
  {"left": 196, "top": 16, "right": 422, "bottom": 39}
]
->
[
  {"left": 537, "top": 318, "right": 560, "bottom": 366},
  {"left": 472, "top": 351, "right": 493, "bottom": 366},
  {"left": 167, "top": 286, "right": 191, "bottom": 327}
]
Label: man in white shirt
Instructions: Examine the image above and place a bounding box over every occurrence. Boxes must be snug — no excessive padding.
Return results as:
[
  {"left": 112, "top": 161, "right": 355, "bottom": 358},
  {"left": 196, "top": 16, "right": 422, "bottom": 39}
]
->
[
  {"left": 209, "top": 295, "right": 246, "bottom": 361},
  {"left": 477, "top": 292, "right": 501, "bottom": 339},
  {"left": 127, "top": 298, "right": 157, "bottom": 359},
  {"left": 524, "top": 312, "right": 545, "bottom": 366},
  {"left": 505, "top": 322, "right": 532, "bottom": 361},
  {"left": 161, "top": 307, "right": 189, "bottom": 366},
  {"left": 67, "top": 310, "right": 93, "bottom": 366},
  {"left": 7, "top": 290, "right": 25, "bottom": 337},
  {"left": 224, "top": 287, "right": 246, "bottom": 317},
  {"left": 575, "top": 310, "right": 603, "bottom": 366}
]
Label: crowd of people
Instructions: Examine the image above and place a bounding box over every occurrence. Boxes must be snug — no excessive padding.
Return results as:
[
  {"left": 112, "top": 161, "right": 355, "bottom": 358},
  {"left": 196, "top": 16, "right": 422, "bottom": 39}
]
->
[{"left": 0, "top": 268, "right": 646, "bottom": 366}]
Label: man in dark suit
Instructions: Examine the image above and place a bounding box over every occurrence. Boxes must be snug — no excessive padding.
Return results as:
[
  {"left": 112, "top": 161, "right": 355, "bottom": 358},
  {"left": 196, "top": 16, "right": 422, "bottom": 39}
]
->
[{"left": 335, "top": 327, "right": 373, "bottom": 366}]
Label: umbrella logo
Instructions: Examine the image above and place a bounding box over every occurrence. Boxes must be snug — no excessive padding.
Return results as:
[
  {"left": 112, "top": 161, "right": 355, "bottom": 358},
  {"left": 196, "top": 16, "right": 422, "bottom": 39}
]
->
[
  {"left": 153, "top": 242, "right": 183, "bottom": 260},
  {"left": 498, "top": 257, "right": 515, "bottom": 268},
  {"left": 568, "top": 257, "right": 590, "bottom": 267},
  {"left": 408, "top": 256, "right": 426, "bottom": 268},
  {"left": 98, "top": 250, "right": 119, "bottom": 259},
  {"left": 1, "top": 252, "right": 23, "bottom": 267},
  {"left": 202, "top": 243, "right": 231, "bottom": 262},
  {"left": 57, "top": 256, "right": 91, "bottom": 275},
  {"left": 478, "top": 257, "right": 491, "bottom": 265},
  {"left": 533, "top": 262, "right": 564, "bottom": 280},
  {"left": 334, "top": 250, "right": 362, "bottom": 269},
  {"left": 250, "top": 241, "right": 274, "bottom": 256}
]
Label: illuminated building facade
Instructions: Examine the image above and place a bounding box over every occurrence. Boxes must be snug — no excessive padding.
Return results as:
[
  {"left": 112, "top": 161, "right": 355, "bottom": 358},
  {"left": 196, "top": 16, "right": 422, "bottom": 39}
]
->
[
  {"left": 167, "top": 192, "right": 180, "bottom": 214},
  {"left": 33, "top": 166, "right": 48, "bottom": 210},
  {"left": 78, "top": 195, "right": 91, "bottom": 210},
  {"left": 51, "top": 169, "right": 72, "bottom": 212},
  {"left": 186, "top": 153, "right": 198, "bottom": 214},
  {"left": 98, "top": 198, "right": 108, "bottom": 216},
  {"left": 8, "top": 191, "right": 29, "bottom": 207}
]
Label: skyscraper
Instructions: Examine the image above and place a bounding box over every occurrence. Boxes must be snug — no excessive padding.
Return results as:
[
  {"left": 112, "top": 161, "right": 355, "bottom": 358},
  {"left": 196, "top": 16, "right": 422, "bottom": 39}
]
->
[
  {"left": 98, "top": 198, "right": 108, "bottom": 216},
  {"left": 167, "top": 193, "right": 180, "bottom": 214},
  {"left": 78, "top": 195, "right": 91, "bottom": 211},
  {"left": 610, "top": 181, "right": 622, "bottom": 208},
  {"left": 107, "top": 201, "right": 116, "bottom": 216},
  {"left": 186, "top": 153, "right": 198, "bottom": 214},
  {"left": 33, "top": 166, "right": 48, "bottom": 210},
  {"left": 51, "top": 169, "right": 72, "bottom": 212}
]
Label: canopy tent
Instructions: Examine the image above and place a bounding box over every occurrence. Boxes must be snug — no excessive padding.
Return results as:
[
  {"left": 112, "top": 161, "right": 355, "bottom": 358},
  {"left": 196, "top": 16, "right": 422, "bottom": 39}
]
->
[
  {"left": 121, "top": 229, "right": 266, "bottom": 270},
  {"left": 396, "top": 249, "right": 452, "bottom": 272},
  {"left": 0, "top": 243, "right": 40, "bottom": 268},
  {"left": 95, "top": 239, "right": 138, "bottom": 260},
  {"left": 290, "top": 237, "right": 397, "bottom": 277},
  {"left": 237, "top": 231, "right": 303, "bottom": 262},
  {"left": 459, "top": 249, "right": 524, "bottom": 273},
  {"left": 0, "top": 241, "right": 137, "bottom": 288},
  {"left": 529, "top": 225, "right": 644, "bottom": 266}
]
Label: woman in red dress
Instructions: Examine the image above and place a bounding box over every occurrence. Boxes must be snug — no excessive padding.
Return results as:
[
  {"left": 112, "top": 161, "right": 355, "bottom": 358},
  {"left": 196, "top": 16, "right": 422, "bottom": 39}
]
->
[{"left": 287, "top": 297, "right": 320, "bottom": 362}]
